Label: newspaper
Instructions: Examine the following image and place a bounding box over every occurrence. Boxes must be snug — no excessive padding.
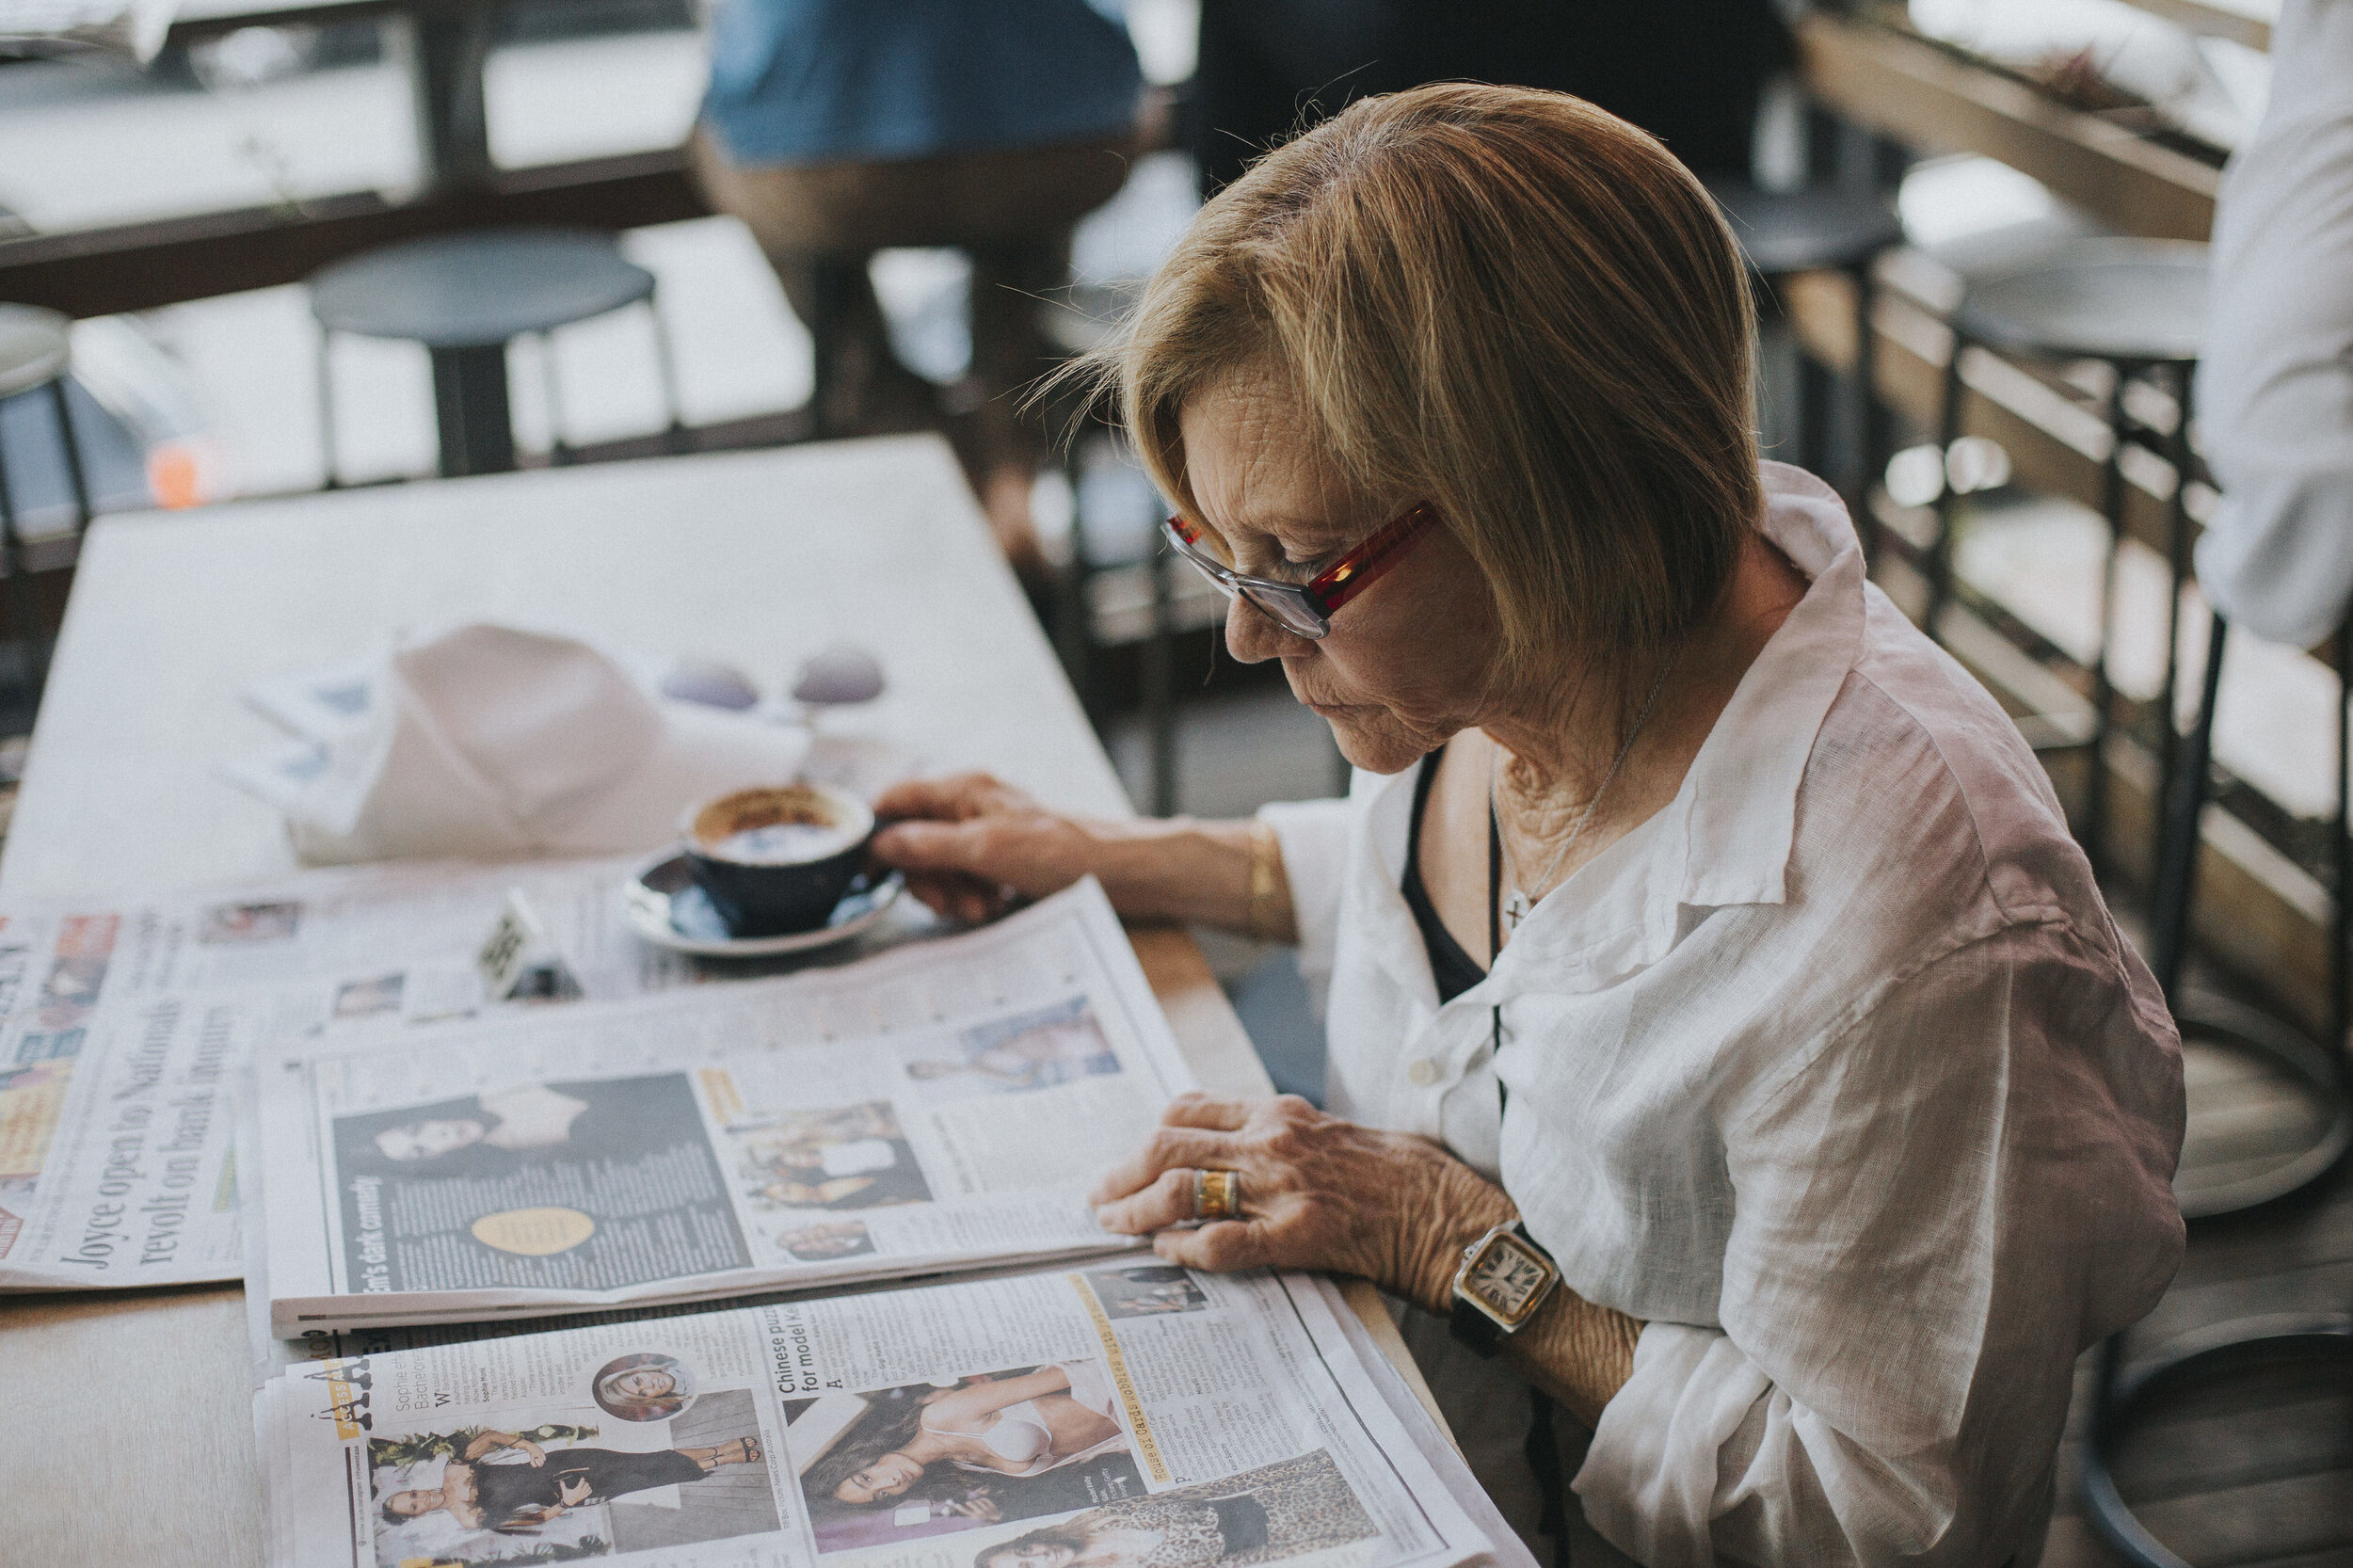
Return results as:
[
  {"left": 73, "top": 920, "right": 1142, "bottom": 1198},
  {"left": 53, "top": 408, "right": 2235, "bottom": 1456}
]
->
[
  {"left": 0, "top": 853, "right": 922, "bottom": 1290},
  {"left": 257, "top": 1262, "right": 1515, "bottom": 1568},
  {"left": 250, "top": 883, "right": 1198, "bottom": 1336}
]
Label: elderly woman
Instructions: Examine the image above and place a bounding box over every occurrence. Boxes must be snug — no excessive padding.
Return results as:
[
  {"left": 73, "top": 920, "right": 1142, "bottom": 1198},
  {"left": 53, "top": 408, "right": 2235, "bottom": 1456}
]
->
[{"left": 871, "top": 84, "right": 2185, "bottom": 1565}]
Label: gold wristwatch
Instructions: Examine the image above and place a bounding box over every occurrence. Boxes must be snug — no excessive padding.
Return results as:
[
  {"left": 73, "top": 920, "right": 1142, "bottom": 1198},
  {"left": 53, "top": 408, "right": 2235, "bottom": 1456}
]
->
[{"left": 1449, "top": 1219, "right": 1561, "bottom": 1355}]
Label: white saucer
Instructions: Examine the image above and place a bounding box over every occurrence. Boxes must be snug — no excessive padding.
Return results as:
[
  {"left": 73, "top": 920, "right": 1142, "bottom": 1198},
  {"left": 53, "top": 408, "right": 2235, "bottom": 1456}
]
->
[{"left": 622, "top": 854, "right": 904, "bottom": 957}]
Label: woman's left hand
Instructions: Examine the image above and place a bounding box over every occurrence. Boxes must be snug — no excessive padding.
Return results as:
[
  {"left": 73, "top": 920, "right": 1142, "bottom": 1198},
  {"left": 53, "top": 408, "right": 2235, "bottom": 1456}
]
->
[
  {"left": 519, "top": 1440, "right": 547, "bottom": 1466},
  {"left": 1088, "top": 1093, "right": 1514, "bottom": 1307}
]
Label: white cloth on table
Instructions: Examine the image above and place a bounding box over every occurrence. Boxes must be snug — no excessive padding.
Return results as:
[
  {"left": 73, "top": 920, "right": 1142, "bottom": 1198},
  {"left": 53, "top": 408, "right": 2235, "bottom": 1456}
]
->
[
  {"left": 2192, "top": 0, "right": 2353, "bottom": 648},
  {"left": 280, "top": 622, "right": 809, "bottom": 864},
  {"left": 1259, "top": 463, "right": 2185, "bottom": 1567}
]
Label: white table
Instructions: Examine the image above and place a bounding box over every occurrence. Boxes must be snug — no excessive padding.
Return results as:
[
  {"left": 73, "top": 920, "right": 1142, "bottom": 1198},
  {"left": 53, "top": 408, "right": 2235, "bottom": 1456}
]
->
[{"left": 0, "top": 435, "right": 1431, "bottom": 1568}]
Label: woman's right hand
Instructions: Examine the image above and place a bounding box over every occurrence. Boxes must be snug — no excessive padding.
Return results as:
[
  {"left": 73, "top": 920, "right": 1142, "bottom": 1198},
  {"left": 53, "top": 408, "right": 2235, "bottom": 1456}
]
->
[
  {"left": 870, "top": 775, "right": 1102, "bottom": 923},
  {"left": 871, "top": 774, "right": 1272, "bottom": 934}
]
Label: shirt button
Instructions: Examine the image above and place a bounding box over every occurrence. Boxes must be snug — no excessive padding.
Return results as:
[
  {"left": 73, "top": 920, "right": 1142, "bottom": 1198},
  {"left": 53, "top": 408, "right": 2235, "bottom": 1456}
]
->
[{"left": 1406, "top": 1058, "right": 1442, "bottom": 1087}]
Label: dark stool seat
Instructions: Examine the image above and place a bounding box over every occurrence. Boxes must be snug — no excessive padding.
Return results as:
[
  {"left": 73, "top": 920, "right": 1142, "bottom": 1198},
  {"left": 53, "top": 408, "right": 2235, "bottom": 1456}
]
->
[
  {"left": 308, "top": 228, "right": 679, "bottom": 481},
  {"left": 1711, "top": 184, "right": 1905, "bottom": 276},
  {"left": 0, "top": 303, "right": 91, "bottom": 730},
  {"left": 309, "top": 229, "right": 655, "bottom": 347},
  {"left": 1709, "top": 182, "right": 1906, "bottom": 511},
  {"left": 1952, "top": 237, "right": 2206, "bottom": 365}
]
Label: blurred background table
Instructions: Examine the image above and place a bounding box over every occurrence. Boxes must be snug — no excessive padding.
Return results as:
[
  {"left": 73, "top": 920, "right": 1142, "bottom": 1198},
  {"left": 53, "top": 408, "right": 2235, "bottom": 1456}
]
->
[{"left": 0, "top": 434, "right": 1434, "bottom": 1568}]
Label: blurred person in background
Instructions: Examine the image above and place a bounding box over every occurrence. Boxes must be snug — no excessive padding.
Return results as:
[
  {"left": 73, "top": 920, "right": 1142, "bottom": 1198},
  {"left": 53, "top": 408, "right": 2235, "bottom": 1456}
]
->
[
  {"left": 2191, "top": 0, "right": 2353, "bottom": 648},
  {"left": 694, "top": 0, "right": 1145, "bottom": 580},
  {"left": 1191, "top": 0, "right": 1792, "bottom": 195}
]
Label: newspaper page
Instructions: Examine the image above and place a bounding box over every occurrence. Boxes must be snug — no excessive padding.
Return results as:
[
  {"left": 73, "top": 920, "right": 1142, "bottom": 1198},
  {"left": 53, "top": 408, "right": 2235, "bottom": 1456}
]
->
[
  {"left": 253, "top": 882, "right": 1197, "bottom": 1336},
  {"left": 0, "top": 853, "right": 927, "bottom": 1290},
  {"left": 257, "top": 1262, "right": 1511, "bottom": 1568}
]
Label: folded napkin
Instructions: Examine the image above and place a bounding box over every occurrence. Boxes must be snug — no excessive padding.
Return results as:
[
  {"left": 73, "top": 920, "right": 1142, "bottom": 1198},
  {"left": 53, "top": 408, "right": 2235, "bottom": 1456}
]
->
[{"left": 252, "top": 623, "right": 810, "bottom": 865}]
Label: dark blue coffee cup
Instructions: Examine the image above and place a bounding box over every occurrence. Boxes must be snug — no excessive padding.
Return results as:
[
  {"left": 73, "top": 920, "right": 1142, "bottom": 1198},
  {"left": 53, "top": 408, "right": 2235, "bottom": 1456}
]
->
[{"left": 680, "top": 783, "right": 874, "bottom": 936}]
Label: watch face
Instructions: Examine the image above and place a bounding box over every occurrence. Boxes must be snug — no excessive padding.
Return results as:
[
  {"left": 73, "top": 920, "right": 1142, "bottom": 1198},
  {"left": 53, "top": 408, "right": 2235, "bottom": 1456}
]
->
[{"left": 1465, "top": 1234, "right": 1554, "bottom": 1324}]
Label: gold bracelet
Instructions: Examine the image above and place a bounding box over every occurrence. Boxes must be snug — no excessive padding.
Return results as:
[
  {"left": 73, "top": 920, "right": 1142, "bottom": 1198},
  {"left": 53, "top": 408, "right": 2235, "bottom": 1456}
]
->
[{"left": 1245, "top": 819, "right": 1287, "bottom": 943}]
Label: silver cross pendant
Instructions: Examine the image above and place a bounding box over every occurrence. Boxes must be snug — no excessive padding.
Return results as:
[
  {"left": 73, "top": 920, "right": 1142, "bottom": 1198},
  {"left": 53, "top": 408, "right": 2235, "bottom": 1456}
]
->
[{"left": 1504, "top": 889, "right": 1531, "bottom": 930}]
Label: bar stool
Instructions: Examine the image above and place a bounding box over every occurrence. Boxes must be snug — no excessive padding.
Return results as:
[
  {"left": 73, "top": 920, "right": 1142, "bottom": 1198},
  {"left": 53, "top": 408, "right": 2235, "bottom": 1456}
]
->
[
  {"left": 1709, "top": 182, "right": 1905, "bottom": 510},
  {"left": 1925, "top": 239, "right": 2206, "bottom": 872},
  {"left": 309, "top": 228, "right": 683, "bottom": 482},
  {"left": 2079, "top": 607, "right": 2353, "bottom": 1567},
  {"left": 0, "top": 304, "right": 92, "bottom": 719}
]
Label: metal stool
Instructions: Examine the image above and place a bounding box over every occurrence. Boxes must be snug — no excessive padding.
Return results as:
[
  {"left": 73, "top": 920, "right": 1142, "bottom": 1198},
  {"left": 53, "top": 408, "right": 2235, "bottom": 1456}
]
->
[
  {"left": 1927, "top": 239, "right": 2206, "bottom": 872},
  {"left": 309, "top": 228, "right": 683, "bottom": 481},
  {"left": 0, "top": 304, "right": 92, "bottom": 719},
  {"left": 1710, "top": 183, "right": 1905, "bottom": 512},
  {"left": 2080, "top": 607, "right": 2353, "bottom": 1567}
]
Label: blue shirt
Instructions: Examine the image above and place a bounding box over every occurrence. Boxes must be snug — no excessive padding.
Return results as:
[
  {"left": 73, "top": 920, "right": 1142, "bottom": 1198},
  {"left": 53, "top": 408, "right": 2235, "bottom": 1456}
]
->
[{"left": 701, "top": 0, "right": 1144, "bottom": 168}]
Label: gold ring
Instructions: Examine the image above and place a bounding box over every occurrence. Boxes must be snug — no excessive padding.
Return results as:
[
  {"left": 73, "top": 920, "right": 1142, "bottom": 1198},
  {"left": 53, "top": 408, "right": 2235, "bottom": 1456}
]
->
[{"left": 1193, "top": 1168, "right": 1241, "bottom": 1223}]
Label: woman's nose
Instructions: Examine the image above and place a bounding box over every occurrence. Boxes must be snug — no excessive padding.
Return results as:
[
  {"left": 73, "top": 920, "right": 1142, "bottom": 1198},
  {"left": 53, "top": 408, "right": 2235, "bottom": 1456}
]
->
[{"left": 1225, "top": 598, "right": 1302, "bottom": 664}]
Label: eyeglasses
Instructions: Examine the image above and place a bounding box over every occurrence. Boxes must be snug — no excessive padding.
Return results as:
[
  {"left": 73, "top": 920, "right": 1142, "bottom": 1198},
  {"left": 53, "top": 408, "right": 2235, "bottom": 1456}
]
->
[{"left": 1160, "top": 504, "right": 1437, "bottom": 639}]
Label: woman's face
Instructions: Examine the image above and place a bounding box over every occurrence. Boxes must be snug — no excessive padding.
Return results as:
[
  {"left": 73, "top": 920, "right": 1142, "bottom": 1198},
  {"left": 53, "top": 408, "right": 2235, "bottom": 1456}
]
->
[
  {"left": 384, "top": 1488, "right": 443, "bottom": 1517},
  {"left": 614, "top": 1368, "right": 676, "bottom": 1400},
  {"left": 992, "top": 1544, "right": 1077, "bottom": 1568},
  {"left": 1176, "top": 365, "right": 1505, "bottom": 775},
  {"left": 375, "top": 1118, "right": 488, "bottom": 1161},
  {"left": 837, "top": 1450, "right": 925, "bottom": 1503}
]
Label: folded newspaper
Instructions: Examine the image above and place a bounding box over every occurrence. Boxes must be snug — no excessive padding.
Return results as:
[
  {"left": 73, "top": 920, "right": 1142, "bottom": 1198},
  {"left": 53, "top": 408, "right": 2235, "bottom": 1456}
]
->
[
  {"left": 258, "top": 1260, "right": 1523, "bottom": 1568},
  {"left": 248, "top": 883, "right": 1199, "bottom": 1336},
  {"left": 0, "top": 854, "right": 761, "bottom": 1290}
]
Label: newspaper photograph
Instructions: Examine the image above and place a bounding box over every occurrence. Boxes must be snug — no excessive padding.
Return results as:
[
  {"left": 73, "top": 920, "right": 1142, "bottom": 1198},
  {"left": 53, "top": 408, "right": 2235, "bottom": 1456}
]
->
[
  {"left": 258, "top": 1263, "right": 1503, "bottom": 1568},
  {"left": 253, "top": 882, "right": 1197, "bottom": 1334}
]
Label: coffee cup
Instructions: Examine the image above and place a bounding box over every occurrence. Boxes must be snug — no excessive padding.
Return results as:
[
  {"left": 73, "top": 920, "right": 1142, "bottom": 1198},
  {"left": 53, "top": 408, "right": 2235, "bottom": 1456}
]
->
[{"left": 680, "top": 782, "right": 874, "bottom": 936}]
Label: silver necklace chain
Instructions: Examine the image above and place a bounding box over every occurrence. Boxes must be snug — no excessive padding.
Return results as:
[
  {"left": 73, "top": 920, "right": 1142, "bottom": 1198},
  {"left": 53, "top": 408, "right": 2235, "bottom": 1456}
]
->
[{"left": 1491, "top": 645, "right": 1680, "bottom": 932}]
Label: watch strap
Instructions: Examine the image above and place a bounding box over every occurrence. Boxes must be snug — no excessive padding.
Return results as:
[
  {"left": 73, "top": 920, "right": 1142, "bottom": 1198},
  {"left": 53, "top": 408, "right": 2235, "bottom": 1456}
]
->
[{"left": 1449, "top": 1293, "right": 1512, "bottom": 1355}]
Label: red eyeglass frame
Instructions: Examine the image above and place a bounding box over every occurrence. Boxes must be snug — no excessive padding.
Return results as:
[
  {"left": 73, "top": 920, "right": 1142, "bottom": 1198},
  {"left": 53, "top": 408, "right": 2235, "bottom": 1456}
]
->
[{"left": 1160, "top": 504, "right": 1437, "bottom": 639}]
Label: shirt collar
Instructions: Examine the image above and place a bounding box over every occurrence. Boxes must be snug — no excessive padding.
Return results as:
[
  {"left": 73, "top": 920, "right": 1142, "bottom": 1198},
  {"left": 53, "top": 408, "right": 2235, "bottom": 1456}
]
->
[
  {"left": 1671, "top": 461, "right": 1868, "bottom": 909},
  {"left": 1349, "top": 462, "right": 1868, "bottom": 985}
]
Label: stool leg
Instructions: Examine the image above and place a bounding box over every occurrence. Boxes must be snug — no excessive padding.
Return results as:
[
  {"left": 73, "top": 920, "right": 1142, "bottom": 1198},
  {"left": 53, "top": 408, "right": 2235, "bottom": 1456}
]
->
[
  {"left": 317, "top": 328, "right": 341, "bottom": 490},
  {"left": 648, "top": 296, "right": 686, "bottom": 455},
  {"left": 805, "top": 258, "right": 856, "bottom": 442},
  {"left": 1850, "top": 261, "right": 1886, "bottom": 559},
  {"left": 2085, "top": 369, "right": 2131, "bottom": 872},
  {"left": 2150, "top": 610, "right": 2227, "bottom": 1003},
  {"left": 2157, "top": 365, "right": 2193, "bottom": 881},
  {"left": 428, "top": 344, "right": 516, "bottom": 477},
  {"left": 0, "top": 427, "right": 36, "bottom": 724},
  {"left": 1926, "top": 328, "right": 1966, "bottom": 639},
  {"left": 45, "top": 378, "right": 90, "bottom": 535},
  {"left": 537, "top": 331, "right": 570, "bottom": 468}
]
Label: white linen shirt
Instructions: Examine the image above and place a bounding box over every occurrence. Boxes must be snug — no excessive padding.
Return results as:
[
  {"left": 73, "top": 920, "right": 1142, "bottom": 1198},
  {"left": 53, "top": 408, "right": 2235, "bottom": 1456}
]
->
[{"left": 1260, "top": 465, "right": 2185, "bottom": 1566}]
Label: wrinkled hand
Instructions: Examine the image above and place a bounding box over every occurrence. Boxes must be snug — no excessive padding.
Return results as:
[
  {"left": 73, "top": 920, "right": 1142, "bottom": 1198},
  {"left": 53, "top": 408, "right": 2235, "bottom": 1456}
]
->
[
  {"left": 1088, "top": 1094, "right": 1514, "bottom": 1305},
  {"left": 520, "top": 1441, "right": 546, "bottom": 1466},
  {"left": 870, "top": 775, "right": 1099, "bottom": 924}
]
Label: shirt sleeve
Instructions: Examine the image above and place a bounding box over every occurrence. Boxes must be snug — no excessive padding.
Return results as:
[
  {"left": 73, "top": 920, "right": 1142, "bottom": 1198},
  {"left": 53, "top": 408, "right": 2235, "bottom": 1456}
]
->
[
  {"left": 1257, "top": 797, "right": 1353, "bottom": 999},
  {"left": 1572, "top": 922, "right": 2185, "bottom": 1566},
  {"left": 2191, "top": 0, "right": 2353, "bottom": 648}
]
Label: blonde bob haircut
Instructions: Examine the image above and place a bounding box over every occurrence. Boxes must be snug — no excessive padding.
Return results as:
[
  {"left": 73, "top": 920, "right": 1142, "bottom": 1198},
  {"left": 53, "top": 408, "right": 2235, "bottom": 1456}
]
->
[{"left": 1089, "top": 82, "right": 1765, "bottom": 662}]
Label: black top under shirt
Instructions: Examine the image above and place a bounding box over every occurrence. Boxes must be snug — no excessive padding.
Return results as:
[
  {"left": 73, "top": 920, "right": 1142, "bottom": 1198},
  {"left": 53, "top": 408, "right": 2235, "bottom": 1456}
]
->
[
  {"left": 1401, "top": 751, "right": 1570, "bottom": 1558},
  {"left": 1401, "top": 751, "right": 1490, "bottom": 1003}
]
